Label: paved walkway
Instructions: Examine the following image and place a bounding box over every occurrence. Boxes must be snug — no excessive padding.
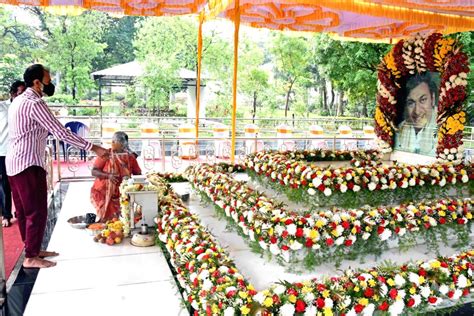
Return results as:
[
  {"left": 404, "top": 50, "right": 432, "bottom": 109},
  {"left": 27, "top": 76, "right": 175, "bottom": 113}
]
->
[{"left": 23, "top": 181, "right": 186, "bottom": 316}]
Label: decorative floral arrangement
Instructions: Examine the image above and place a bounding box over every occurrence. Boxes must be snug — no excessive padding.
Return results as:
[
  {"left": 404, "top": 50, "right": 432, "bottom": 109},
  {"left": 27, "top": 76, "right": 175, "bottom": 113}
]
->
[
  {"left": 150, "top": 170, "right": 473, "bottom": 315},
  {"left": 257, "top": 250, "right": 474, "bottom": 316},
  {"left": 184, "top": 164, "right": 473, "bottom": 266},
  {"left": 152, "top": 174, "right": 255, "bottom": 315},
  {"left": 244, "top": 151, "right": 472, "bottom": 208},
  {"left": 119, "top": 178, "right": 160, "bottom": 236},
  {"left": 259, "top": 149, "right": 382, "bottom": 167},
  {"left": 376, "top": 33, "right": 469, "bottom": 164}
]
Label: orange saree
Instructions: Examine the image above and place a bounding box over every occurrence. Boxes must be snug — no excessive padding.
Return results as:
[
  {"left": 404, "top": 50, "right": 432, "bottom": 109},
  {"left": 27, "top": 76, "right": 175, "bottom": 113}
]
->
[{"left": 90, "top": 150, "right": 141, "bottom": 221}]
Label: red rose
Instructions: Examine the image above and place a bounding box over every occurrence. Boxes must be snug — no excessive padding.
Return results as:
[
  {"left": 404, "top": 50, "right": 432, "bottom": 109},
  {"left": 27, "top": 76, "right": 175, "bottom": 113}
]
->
[
  {"left": 428, "top": 296, "right": 437, "bottom": 304},
  {"left": 364, "top": 287, "right": 375, "bottom": 298},
  {"left": 407, "top": 298, "right": 415, "bottom": 307},
  {"left": 389, "top": 288, "right": 398, "bottom": 299},
  {"left": 295, "top": 300, "right": 306, "bottom": 313},
  {"left": 326, "top": 238, "right": 334, "bottom": 246},
  {"left": 272, "top": 294, "right": 281, "bottom": 304},
  {"left": 316, "top": 298, "right": 325, "bottom": 309},
  {"left": 378, "top": 301, "right": 389, "bottom": 311},
  {"left": 341, "top": 221, "right": 350, "bottom": 229},
  {"left": 295, "top": 228, "right": 304, "bottom": 238},
  {"left": 354, "top": 304, "right": 364, "bottom": 313},
  {"left": 305, "top": 238, "right": 314, "bottom": 248},
  {"left": 270, "top": 236, "right": 277, "bottom": 244},
  {"left": 439, "top": 217, "right": 446, "bottom": 225},
  {"left": 344, "top": 239, "right": 353, "bottom": 247},
  {"left": 377, "top": 226, "right": 385, "bottom": 235}
]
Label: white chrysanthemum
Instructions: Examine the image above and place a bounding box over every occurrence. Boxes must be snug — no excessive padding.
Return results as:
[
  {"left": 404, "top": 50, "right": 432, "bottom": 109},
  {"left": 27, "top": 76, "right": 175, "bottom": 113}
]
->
[
  {"left": 308, "top": 188, "right": 316, "bottom": 195},
  {"left": 368, "top": 182, "right": 376, "bottom": 191},
  {"left": 380, "top": 229, "right": 392, "bottom": 241},
  {"left": 412, "top": 294, "right": 421, "bottom": 307},
  {"left": 280, "top": 303, "right": 296, "bottom": 316},
  {"left": 362, "top": 303, "right": 375, "bottom": 316},
  {"left": 394, "top": 274, "right": 406, "bottom": 288},
  {"left": 388, "top": 299, "right": 405, "bottom": 316},
  {"left": 287, "top": 224, "right": 297, "bottom": 235},
  {"left": 420, "top": 285, "right": 431, "bottom": 298},
  {"left": 270, "top": 243, "right": 281, "bottom": 255},
  {"left": 408, "top": 273, "right": 420, "bottom": 286},
  {"left": 312, "top": 177, "right": 322, "bottom": 187},
  {"left": 323, "top": 188, "right": 332, "bottom": 196},
  {"left": 457, "top": 274, "right": 468, "bottom": 288},
  {"left": 290, "top": 240, "right": 303, "bottom": 250},
  {"left": 259, "top": 240, "right": 267, "bottom": 250},
  {"left": 273, "top": 284, "right": 286, "bottom": 295},
  {"left": 353, "top": 185, "right": 361, "bottom": 192},
  {"left": 304, "top": 305, "right": 317, "bottom": 316}
]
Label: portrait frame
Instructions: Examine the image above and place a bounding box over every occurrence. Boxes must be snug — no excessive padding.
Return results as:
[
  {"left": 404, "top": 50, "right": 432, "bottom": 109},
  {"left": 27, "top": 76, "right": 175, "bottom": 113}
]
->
[{"left": 375, "top": 33, "right": 469, "bottom": 163}]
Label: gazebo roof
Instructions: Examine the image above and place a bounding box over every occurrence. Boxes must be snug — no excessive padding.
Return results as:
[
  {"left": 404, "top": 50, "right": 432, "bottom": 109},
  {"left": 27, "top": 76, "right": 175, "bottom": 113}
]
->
[{"left": 91, "top": 61, "right": 207, "bottom": 86}]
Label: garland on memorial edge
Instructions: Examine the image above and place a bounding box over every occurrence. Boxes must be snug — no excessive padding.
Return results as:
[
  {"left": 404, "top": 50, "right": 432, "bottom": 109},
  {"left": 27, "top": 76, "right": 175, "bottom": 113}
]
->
[
  {"left": 151, "top": 171, "right": 474, "bottom": 316},
  {"left": 244, "top": 151, "right": 473, "bottom": 208},
  {"left": 375, "top": 33, "right": 469, "bottom": 163},
  {"left": 184, "top": 163, "right": 473, "bottom": 267}
]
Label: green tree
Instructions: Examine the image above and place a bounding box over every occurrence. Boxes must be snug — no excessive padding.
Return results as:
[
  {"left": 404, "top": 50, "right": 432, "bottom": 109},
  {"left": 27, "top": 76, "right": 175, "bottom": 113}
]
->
[
  {"left": 134, "top": 16, "right": 233, "bottom": 112},
  {"left": 239, "top": 38, "right": 269, "bottom": 120},
  {"left": 271, "top": 33, "right": 311, "bottom": 117},
  {"left": 28, "top": 9, "right": 107, "bottom": 100},
  {"left": 93, "top": 15, "right": 142, "bottom": 71},
  {"left": 311, "top": 34, "right": 389, "bottom": 117}
]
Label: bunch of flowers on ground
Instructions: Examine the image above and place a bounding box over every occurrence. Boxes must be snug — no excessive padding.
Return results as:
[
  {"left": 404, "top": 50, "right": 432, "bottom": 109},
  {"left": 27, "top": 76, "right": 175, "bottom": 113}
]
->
[{"left": 184, "top": 164, "right": 473, "bottom": 266}]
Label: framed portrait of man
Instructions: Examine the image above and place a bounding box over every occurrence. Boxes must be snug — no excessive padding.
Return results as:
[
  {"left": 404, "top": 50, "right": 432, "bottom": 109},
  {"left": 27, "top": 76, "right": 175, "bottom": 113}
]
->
[{"left": 393, "top": 72, "right": 440, "bottom": 156}]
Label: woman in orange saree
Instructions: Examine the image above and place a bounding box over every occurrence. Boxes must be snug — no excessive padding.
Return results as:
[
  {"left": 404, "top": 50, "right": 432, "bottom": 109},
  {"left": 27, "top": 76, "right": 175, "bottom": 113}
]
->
[{"left": 90, "top": 131, "right": 141, "bottom": 222}]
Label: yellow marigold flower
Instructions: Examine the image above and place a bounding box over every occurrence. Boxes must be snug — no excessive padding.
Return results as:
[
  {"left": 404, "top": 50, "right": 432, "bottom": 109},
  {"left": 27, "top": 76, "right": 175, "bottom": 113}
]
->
[
  {"left": 387, "top": 279, "right": 395, "bottom": 287},
  {"left": 354, "top": 286, "right": 360, "bottom": 292},
  {"left": 359, "top": 298, "right": 369, "bottom": 306},
  {"left": 419, "top": 276, "right": 425, "bottom": 284},
  {"left": 239, "top": 291, "right": 248, "bottom": 299},
  {"left": 268, "top": 228, "right": 274, "bottom": 236},
  {"left": 360, "top": 281, "right": 368, "bottom": 288},
  {"left": 466, "top": 213, "right": 472, "bottom": 220},
  {"left": 240, "top": 305, "right": 250, "bottom": 315},
  {"left": 316, "top": 220, "right": 325, "bottom": 228},
  {"left": 368, "top": 279, "right": 376, "bottom": 287},
  {"left": 309, "top": 229, "right": 319, "bottom": 239},
  {"left": 410, "top": 287, "right": 416, "bottom": 295},
  {"left": 263, "top": 297, "right": 273, "bottom": 307},
  {"left": 324, "top": 308, "right": 333, "bottom": 316},
  {"left": 288, "top": 294, "right": 297, "bottom": 303},
  {"left": 322, "top": 289, "right": 331, "bottom": 298},
  {"left": 438, "top": 210, "right": 446, "bottom": 217},
  {"left": 431, "top": 261, "right": 441, "bottom": 269},
  {"left": 302, "top": 286, "right": 313, "bottom": 294}
]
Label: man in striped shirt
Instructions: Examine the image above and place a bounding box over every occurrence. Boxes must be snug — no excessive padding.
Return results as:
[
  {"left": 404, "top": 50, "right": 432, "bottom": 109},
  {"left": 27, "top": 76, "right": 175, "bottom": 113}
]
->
[{"left": 6, "top": 64, "right": 108, "bottom": 269}]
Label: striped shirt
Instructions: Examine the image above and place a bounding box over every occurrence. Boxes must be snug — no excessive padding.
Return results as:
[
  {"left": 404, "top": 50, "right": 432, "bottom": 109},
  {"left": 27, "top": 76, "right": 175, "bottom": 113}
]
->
[{"left": 6, "top": 88, "right": 93, "bottom": 176}]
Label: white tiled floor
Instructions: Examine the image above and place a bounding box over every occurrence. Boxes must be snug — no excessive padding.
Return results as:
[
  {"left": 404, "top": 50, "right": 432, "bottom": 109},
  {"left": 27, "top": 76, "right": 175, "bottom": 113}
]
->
[{"left": 24, "top": 182, "right": 187, "bottom": 316}]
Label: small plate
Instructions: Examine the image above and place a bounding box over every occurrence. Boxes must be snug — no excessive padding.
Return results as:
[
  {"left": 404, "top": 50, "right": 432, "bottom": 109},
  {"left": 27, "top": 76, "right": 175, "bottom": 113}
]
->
[{"left": 67, "top": 216, "right": 88, "bottom": 229}]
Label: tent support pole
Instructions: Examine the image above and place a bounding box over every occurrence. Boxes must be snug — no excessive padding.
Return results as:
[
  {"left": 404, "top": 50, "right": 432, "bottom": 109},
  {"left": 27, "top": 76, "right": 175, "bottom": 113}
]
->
[{"left": 231, "top": 0, "right": 240, "bottom": 164}]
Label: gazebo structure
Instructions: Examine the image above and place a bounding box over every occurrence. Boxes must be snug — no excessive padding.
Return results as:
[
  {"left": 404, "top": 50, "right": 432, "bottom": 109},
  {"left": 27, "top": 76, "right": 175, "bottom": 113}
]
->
[{"left": 91, "top": 61, "right": 207, "bottom": 126}]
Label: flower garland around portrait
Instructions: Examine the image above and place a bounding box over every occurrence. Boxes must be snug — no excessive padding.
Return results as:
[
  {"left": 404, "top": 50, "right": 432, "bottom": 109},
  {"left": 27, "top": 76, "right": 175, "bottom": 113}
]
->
[
  {"left": 376, "top": 33, "right": 469, "bottom": 163},
  {"left": 184, "top": 163, "right": 473, "bottom": 268}
]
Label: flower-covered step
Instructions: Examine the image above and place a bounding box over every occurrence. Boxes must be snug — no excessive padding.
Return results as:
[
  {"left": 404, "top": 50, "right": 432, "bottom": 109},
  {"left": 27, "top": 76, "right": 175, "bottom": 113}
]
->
[
  {"left": 185, "top": 164, "right": 473, "bottom": 268},
  {"left": 245, "top": 151, "right": 473, "bottom": 208}
]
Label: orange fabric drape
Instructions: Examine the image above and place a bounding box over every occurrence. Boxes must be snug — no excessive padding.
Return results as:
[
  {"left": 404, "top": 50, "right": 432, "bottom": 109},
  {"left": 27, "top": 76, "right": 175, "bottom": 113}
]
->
[
  {"left": 195, "top": 12, "right": 204, "bottom": 141},
  {"left": 230, "top": 0, "right": 240, "bottom": 163}
]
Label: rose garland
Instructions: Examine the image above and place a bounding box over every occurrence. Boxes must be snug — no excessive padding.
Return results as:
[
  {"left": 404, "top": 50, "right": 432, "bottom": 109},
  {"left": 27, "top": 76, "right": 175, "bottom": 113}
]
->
[
  {"left": 244, "top": 151, "right": 472, "bottom": 206},
  {"left": 185, "top": 164, "right": 473, "bottom": 266},
  {"left": 376, "top": 33, "right": 469, "bottom": 163},
  {"left": 150, "top": 171, "right": 473, "bottom": 315}
]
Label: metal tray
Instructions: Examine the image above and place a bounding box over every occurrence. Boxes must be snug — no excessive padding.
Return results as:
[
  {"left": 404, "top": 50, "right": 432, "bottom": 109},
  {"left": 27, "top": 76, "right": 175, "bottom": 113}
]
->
[{"left": 67, "top": 215, "right": 88, "bottom": 229}]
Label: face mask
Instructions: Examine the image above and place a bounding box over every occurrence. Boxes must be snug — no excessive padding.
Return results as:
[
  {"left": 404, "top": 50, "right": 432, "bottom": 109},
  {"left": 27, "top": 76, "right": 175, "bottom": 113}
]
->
[{"left": 42, "top": 82, "right": 55, "bottom": 97}]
